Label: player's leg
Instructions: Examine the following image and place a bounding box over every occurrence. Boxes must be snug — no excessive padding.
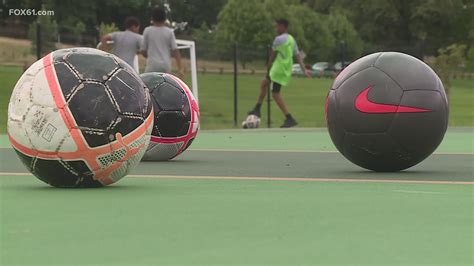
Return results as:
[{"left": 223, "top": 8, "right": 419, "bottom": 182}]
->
[
  {"left": 248, "top": 77, "right": 270, "bottom": 117},
  {"left": 271, "top": 82, "right": 297, "bottom": 128}
]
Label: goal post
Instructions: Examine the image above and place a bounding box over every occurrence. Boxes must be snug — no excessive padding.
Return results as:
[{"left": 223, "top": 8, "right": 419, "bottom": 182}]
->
[
  {"left": 96, "top": 39, "right": 199, "bottom": 103},
  {"left": 176, "top": 39, "right": 198, "bottom": 102}
]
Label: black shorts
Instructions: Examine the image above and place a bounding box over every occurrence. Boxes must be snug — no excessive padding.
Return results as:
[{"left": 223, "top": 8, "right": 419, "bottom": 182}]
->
[
  {"left": 265, "top": 74, "right": 282, "bottom": 92},
  {"left": 271, "top": 81, "right": 282, "bottom": 93}
]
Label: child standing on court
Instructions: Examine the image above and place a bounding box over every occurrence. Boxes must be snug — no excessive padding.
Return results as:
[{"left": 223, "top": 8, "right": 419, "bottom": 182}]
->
[
  {"left": 141, "top": 7, "right": 183, "bottom": 77},
  {"left": 247, "top": 19, "right": 311, "bottom": 128}
]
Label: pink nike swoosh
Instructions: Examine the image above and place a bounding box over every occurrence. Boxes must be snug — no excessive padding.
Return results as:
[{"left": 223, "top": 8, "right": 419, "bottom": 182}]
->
[{"left": 355, "top": 85, "right": 432, "bottom": 113}]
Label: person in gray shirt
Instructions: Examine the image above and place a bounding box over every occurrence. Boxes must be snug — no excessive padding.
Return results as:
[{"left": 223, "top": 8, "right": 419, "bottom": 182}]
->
[
  {"left": 141, "top": 7, "right": 183, "bottom": 76},
  {"left": 100, "top": 17, "right": 142, "bottom": 72}
]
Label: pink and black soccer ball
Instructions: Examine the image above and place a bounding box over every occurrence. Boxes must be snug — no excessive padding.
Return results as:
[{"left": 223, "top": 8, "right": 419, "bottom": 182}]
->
[
  {"left": 8, "top": 48, "right": 153, "bottom": 187},
  {"left": 140, "top": 72, "right": 199, "bottom": 161},
  {"left": 326, "top": 52, "right": 448, "bottom": 172}
]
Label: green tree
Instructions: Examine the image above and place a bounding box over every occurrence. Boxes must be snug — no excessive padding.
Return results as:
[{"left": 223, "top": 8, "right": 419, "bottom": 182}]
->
[
  {"left": 468, "top": 47, "right": 474, "bottom": 70},
  {"left": 325, "top": 0, "right": 472, "bottom": 56},
  {"left": 467, "top": 4, "right": 474, "bottom": 70},
  {"left": 72, "top": 21, "right": 86, "bottom": 44},
  {"left": 263, "top": 0, "right": 335, "bottom": 61},
  {"left": 264, "top": 0, "right": 294, "bottom": 20},
  {"left": 430, "top": 44, "right": 466, "bottom": 98},
  {"left": 99, "top": 22, "right": 119, "bottom": 36},
  {"left": 216, "top": 0, "right": 273, "bottom": 67},
  {"left": 410, "top": 0, "right": 469, "bottom": 54},
  {"left": 96, "top": 0, "right": 151, "bottom": 30},
  {"left": 97, "top": 22, "right": 119, "bottom": 52},
  {"left": 51, "top": 0, "right": 99, "bottom": 31},
  {"left": 306, "top": 0, "right": 336, "bottom": 14},
  {"left": 326, "top": 10, "right": 363, "bottom": 61},
  {"left": 168, "top": 0, "right": 228, "bottom": 28},
  {"left": 28, "top": 5, "right": 58, "bottom": 57},
  {"left": 192, "top": 22, "right": 227, "bottom": 61},
  {"left": 288, "top": 5, "right": 335, "bottom": 61}
]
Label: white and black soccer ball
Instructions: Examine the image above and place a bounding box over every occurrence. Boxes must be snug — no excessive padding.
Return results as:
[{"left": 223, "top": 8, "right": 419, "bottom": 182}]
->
[
  {"left": 242, "top": 115, "right": 260, "bottom": 129},
  {"left": 140, "top": 72, "right": 200, "bottom": 161},
  {"left": 7, "top": 48, "right": 153, "bottom": 187}
]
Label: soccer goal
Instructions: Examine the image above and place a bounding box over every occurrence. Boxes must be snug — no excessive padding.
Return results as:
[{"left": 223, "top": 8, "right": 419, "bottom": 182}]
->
[{"left": 96, "top": 39, "right": 198, "bottom": 102}]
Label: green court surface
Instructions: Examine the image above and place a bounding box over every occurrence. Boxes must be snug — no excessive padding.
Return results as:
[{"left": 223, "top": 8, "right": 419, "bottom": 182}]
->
[{"left": 1, "top": 128, "right": 473, "bottom": 265}]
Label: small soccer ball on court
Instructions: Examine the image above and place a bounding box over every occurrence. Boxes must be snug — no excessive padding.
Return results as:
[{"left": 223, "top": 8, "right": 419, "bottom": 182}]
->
[
  {"left": 242, "top": 115, "right": 261, "bottom": 129},
  {"left": 7, "top": 48, "right": 153, "bottom": 187},
  {"left": 326, "top": 52, "right": 448, "bottom": 172},
  {"left": 140, "top": 72, "right": 200, "bottom": 161}
]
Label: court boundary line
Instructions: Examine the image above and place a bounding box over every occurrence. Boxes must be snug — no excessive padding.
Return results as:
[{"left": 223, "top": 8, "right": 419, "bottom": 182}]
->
[
  {"left": 2, "top": 147, "right": 472, "bottom": 155},
  {"left": 1, "top": 172, "right": 472, "bottom": 185},
  {"left": 188, "top": 148, "right": 474, "bottom": 155},
  {"left": 393, "top": 190, "right": 447, "bottom": 194}
]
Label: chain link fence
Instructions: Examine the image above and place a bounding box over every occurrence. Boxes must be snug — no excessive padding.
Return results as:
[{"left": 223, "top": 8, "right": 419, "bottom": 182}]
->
[{"left": 1, "top": 21, "right": 472, "bottom": 129}]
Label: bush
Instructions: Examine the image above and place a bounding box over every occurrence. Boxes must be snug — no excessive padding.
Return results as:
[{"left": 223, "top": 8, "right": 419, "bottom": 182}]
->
[
  {"left": 430, "top": 44, "right": 466, "bottom": 97},
  {"left": 287, "top": 5, "right": 335, "bottom": 62},
  {"left": 326, "top": 10, "right": 363, "bottom": 61},
  {"left": 99, "top": 22, "right": 119, "bottom": 36},
  {"left": 216, "top": 0, "right": 273, "bottom": 67},
  {"left": 467, "top": 47, "right": 474, "bottom": 71},
  {"left": 72, "top": 21, "right": 86, "bottom": 44},
  {"left": 27, "top": 6, "right": 57, "bottom": 57}
]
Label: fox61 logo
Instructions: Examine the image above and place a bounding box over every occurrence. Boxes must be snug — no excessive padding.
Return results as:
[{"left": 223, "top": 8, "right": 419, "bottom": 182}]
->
[{"left": 9, "top": 9, "right": 55, "bottom": 16}]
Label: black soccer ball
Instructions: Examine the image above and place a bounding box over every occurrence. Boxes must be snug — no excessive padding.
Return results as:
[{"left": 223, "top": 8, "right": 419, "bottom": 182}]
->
[
  {"left": 140, "top": 72, "right": 200, "bottom": 161},
  {"left": 326, "top": 52, "right": 448, "bottom": 171}
]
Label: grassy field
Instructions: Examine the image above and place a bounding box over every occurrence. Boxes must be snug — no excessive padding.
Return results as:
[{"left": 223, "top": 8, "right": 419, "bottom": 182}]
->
[
  {"left": 447, "top": 79, "right": 474, "bottom": 125},
  {"left": 0, "top": 37, "right": 34, "bottom": 66},
  {"left": 0, "top": 65, "right": 473, "bottom": 132},
  {"left": 188, "top": 73, "right": 334, "bottom": 128}
]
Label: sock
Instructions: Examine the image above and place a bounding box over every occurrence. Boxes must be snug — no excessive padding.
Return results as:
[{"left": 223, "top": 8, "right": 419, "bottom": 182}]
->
[
  {"left": 255, "top": 103, "right": 262, "bottom": 111},
  {"left": 286, "top": 113, "right": 292, "bottom": 119}
]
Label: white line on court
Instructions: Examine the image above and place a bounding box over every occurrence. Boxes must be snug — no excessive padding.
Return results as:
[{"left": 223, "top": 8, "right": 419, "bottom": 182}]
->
[
  {"left": 188, "top": 148, "right": 474, "bottom": 155},
  {"left": 0, "top": 147, "right": 472, "bottom": 155},
  {"left": 1, "top": 172, "right": 473, "bottom": 185},
  {"left": 189, "top": 148, "right": 338, "bottom": 153},
  {"left": 393, "top": 190, "right": 448, "bottom": 194}
]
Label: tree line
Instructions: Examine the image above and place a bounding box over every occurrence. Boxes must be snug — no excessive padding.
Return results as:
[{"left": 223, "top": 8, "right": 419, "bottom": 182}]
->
[
  {"left": 214, "top": 0, "right": 473, "bottom": 63},
  {"left": 2, "top": 0, "right": 473, "bottom": 63}
]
